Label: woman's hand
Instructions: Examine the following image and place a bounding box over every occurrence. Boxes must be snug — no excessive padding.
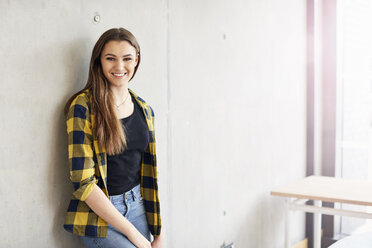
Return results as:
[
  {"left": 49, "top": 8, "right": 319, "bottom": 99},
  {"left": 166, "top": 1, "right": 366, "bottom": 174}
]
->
[
  {"left": 134, "top": 237, "right": 152, "bottom": 248},
  {"left": 151, "top": 233, "right": 164, "bottom": 248},
  {"left": 127, "top": 230, "right": 152, "bottom": 248}
]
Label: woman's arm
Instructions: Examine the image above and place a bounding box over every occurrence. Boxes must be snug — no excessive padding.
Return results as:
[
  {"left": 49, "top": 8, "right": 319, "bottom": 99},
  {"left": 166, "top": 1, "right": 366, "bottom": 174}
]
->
[{"left": 85, "top": 184, "right": 151, "bottom": 248}]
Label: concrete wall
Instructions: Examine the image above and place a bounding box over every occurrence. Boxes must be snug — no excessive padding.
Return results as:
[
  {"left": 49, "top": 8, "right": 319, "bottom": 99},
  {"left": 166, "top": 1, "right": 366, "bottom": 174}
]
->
[{"left": 0, "top": 0, "right": 306, "bottom": 247}]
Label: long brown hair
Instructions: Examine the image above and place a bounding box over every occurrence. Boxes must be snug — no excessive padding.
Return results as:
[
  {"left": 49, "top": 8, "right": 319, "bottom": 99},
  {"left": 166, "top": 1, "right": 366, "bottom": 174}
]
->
[{"left": 64, "top": 27, "right": 141, "bottom": 155}]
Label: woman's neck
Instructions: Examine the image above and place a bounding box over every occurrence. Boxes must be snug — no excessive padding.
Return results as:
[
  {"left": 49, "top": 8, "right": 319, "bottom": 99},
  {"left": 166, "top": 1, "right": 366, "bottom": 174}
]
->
[{"left": 111, "top": 85, "right": 130, "bottom": 106}]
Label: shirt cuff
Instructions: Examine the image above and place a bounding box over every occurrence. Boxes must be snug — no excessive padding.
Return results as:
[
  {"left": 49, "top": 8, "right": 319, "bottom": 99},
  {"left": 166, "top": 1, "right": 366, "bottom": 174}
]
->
[{"left": 72, "top": 177, "right": 97, "bottom": 201}]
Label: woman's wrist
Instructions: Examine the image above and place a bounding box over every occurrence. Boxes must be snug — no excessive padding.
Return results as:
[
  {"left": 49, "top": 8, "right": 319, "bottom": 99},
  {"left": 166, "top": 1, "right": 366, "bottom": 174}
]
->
[
  {"left": 127, "top": 228, "right": 150, "bottom": 247},
  {"left": 154, "top": 233, "right": 163, "bottom": 240},
  {"left": 127, "top": 226, "right": 142, "bottom": 240}
]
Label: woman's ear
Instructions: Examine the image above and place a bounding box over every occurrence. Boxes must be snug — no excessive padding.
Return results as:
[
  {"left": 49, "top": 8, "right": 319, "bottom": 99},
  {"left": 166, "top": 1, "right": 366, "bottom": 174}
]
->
[{"left": 135, "top": 53, "right": 140, "bottom": 66}]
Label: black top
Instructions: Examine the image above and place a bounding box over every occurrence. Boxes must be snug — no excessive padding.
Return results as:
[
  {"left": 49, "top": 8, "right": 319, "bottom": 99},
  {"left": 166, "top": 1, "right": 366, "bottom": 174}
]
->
[{"left": 107, "top": 96, "right": 150, "bottom": 195}]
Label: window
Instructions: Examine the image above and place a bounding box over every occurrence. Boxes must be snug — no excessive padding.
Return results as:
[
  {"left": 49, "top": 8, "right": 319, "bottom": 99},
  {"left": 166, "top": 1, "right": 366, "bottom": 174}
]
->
[{"left": 336, "top": 0, "right": 372, "bottom": 235}]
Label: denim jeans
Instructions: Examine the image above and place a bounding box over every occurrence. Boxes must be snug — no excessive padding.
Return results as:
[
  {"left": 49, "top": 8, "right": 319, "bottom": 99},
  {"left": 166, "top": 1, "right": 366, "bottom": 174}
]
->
[{"left": 80, "top": 184, "right": 151, "bottom": 248}]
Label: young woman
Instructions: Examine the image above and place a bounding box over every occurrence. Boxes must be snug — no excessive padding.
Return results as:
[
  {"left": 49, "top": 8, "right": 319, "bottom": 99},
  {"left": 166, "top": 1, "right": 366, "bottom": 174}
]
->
[{"left": 63, "top": 28, "right": 163, "bottom": 248}]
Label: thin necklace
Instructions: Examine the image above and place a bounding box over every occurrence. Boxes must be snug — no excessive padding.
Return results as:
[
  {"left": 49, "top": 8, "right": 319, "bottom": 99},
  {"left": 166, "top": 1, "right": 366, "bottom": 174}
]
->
[{"left": 115, "top": 92, "right": 130, "bottom": 109}]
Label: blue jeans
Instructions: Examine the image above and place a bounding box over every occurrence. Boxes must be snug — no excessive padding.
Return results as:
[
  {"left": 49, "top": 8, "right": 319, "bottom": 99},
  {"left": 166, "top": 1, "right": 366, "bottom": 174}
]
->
[{"left": 80, "top": 184, "right": 151, "bottom": 248}]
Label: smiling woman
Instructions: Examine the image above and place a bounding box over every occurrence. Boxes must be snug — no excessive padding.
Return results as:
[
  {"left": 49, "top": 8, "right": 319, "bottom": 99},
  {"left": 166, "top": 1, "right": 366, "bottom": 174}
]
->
[{"left": 63, "top": 28, "right": 163, "bottom": 248}]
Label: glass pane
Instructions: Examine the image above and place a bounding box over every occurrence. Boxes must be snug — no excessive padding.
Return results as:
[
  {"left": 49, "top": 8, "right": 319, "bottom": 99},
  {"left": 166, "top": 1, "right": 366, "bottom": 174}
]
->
[{"left": 337, "top": 0, "right": 372, "bottom": 235}]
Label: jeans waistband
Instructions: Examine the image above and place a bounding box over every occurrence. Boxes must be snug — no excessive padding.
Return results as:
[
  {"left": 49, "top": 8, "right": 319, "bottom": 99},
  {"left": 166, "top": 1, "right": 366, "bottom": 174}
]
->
[{"left": 109, "top": 184, "right": 141, "bottom": 201}]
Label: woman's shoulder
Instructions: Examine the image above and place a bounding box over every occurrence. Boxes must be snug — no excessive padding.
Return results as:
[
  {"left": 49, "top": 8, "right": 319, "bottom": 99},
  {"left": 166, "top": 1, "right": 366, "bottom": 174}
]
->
[
  {"left": 67, "top": 89, "right": 92, "bottom": 119},
  {"left": 71, "top": 89, "right": 91, "bottom": 106},
  {"left": 129, "top": 89, "right": 154, "bottom": 116}
]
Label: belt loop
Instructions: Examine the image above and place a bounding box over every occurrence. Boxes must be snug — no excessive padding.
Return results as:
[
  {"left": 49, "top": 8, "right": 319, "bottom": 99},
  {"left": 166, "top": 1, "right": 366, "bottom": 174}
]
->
[
  {"left": 131, "top": 190, "right": 135, "bottom": 201},
  {"left": 133, "top": 188, "right": 138, "bottom": 201}
]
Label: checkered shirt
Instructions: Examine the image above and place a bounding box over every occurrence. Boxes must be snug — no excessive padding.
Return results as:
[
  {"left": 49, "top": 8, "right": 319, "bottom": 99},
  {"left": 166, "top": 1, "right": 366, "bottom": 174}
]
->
[{"left": 63, "top": 89, "right": 161, "bottom": 237}]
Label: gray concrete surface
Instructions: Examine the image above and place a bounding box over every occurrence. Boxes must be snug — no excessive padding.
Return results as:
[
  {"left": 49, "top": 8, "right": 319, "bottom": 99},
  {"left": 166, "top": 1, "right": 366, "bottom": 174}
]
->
[{"left": 0, "top": 0, "right": 306, "bottom": 247}]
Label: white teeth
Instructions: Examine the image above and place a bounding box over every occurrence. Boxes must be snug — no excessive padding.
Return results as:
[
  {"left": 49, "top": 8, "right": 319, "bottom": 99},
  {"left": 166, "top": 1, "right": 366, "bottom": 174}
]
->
[{"left": 113, "top": 73, "right": 125, "bottom": 77}]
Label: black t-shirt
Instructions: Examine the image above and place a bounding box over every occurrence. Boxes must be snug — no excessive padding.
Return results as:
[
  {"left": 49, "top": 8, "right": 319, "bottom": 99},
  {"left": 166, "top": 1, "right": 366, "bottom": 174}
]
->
[{"left": 107, "top": 96, "right": 150, "bottom": 195}]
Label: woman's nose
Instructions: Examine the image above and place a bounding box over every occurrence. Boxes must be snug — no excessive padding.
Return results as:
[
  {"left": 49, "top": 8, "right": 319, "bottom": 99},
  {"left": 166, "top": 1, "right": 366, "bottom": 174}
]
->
[{"left": 115, "top": 60, "right": 125, "bottom": 70}]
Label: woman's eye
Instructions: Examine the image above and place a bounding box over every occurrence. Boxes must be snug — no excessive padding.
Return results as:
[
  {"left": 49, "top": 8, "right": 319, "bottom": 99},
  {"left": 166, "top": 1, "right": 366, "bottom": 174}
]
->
[
  {"left": 106, "top": 57, "right": 115, "bottom": 61},
  {"left": 124, "top": 58, "right": 132, "bottom": 61}
]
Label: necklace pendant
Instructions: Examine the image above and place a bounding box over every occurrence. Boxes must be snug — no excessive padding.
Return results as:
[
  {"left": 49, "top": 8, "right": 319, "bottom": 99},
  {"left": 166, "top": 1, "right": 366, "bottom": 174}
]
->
[{"left": 115, "top": 92, "right": 130, "bottom": 110}]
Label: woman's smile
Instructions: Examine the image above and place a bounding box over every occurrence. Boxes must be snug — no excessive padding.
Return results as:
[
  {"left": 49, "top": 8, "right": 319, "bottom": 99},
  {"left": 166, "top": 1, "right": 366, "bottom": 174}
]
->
[{"left": 112, "top": 72, "right": 127, "bottom": 78}]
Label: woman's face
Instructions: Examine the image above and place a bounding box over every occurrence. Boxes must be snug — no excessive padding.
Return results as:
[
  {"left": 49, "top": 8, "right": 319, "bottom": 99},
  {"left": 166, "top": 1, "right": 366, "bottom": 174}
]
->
[{"left": 100, "top": 40, "right": 138, "bottom": 88}]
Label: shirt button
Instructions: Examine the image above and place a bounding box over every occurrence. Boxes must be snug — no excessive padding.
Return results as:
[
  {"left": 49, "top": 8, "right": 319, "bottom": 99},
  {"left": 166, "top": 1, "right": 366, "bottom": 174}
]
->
[{"left": 125, "top": 195, "right": 128, "bottom": 200}]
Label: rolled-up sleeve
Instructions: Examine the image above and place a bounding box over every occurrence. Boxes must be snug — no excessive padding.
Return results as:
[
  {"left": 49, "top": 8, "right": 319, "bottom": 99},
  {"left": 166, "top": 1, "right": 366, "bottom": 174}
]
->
[{"left": 66, "top": 95, "right": 96, "bottom": 201}]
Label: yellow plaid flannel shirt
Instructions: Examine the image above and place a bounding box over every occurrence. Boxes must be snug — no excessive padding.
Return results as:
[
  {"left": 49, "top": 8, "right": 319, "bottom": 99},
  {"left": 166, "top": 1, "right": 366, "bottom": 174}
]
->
[{"left": 63, "top": 89, "right": 161, "bottom": 237}]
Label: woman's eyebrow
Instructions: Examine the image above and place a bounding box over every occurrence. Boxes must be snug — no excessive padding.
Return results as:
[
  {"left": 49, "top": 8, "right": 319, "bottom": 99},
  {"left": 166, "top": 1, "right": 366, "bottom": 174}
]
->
[
  {"left": 104, "top": 53, "right": 116, "bottom": 57},
  {"left": 104, "top": 53, "right": 133, "bottom": 57}
]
